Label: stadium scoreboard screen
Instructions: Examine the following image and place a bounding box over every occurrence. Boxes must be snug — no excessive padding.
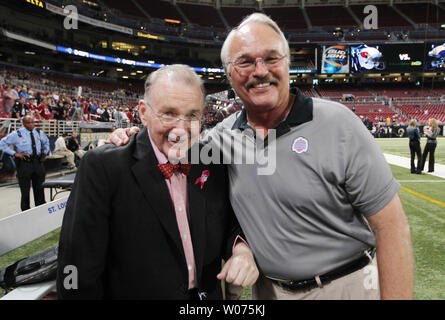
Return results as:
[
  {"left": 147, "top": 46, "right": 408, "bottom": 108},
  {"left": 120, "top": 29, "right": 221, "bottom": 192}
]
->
[
  {"left": 289, "top": 46, "right": 318, "bottom": 74},
  {"left": 425, "top": 42, "right": 445, "bottom": 71},
  {"left": 320, "top": 45, "right": 349, "bottom": 74},
  {"left": 314, "top": 43, "right": 432, "bottom": 74},
  {"left": 350, "top": 43, "right": 424, "bottom": 73},
  {"left": 379, "top": 44, "right": 424, "bottom": 72}
]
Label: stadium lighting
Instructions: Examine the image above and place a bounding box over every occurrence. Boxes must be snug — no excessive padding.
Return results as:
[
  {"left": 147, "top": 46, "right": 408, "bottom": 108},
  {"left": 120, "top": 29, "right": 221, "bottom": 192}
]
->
[
  {"left": 116, "top": 68, "right": 123, "bottom": 72},
  {"left": 164, "top": 19, "right": 181, "bottom": 24}
]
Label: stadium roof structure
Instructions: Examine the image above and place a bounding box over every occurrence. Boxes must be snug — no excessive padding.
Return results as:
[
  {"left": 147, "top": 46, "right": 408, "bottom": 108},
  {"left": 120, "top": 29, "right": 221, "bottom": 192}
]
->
[
  {"left": 2, "top": 0, "right": 445, "bottom": 85},
  {"left": 96, "top": 0, "right": 445, "bottom": 36},
  {"left": 102, "top": 0, "right": 445, "bottom": 8}
]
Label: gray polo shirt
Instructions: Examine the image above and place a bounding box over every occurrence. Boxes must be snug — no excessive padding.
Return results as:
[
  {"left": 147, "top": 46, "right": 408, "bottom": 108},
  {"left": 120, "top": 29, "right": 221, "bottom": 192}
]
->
[{"left": 204, "top": 89, "right": 400, "bottom": 280}]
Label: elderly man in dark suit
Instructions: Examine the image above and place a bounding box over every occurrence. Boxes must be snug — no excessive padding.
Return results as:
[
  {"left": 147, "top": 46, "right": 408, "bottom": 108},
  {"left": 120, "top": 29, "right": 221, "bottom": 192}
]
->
[{"left": 57, "top": 65, "right": 258, "bottom": 300}]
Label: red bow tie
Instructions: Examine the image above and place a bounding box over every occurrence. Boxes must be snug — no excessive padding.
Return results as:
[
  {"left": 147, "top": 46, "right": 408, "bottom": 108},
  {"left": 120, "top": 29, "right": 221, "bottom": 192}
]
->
[{"left": 158, "top": 163, "right": 191, "bottom": 179}]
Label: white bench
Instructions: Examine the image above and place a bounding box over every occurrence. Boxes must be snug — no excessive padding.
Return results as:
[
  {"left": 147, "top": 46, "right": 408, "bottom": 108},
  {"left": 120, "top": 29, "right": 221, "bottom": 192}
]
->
[{"left": 0, "top": 196, "right": 68, "bottom": 300}]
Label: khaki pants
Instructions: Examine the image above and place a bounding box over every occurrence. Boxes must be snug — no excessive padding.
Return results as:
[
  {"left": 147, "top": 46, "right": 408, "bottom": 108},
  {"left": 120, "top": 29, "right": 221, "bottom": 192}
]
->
[
  {"left": 252, "top": 257, "right": 380, "bottom": 300},
  {"left": 221, "top": 260, "right": 244, "bottom": 300},
  {"left": 224, "top": 283, "right": 244, "bottom": 300},
  {"left": 56, "top": 150, "right": 75, "bottom": 167},
  {"left": 74, "top": 149, "right": 86, "bottom": 159}
]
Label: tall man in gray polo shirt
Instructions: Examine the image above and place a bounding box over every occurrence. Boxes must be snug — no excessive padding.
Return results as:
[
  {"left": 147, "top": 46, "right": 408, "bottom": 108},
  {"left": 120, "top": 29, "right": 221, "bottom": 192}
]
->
[{"left": 109, "top": 13, "right": 413, "bottom": 299}]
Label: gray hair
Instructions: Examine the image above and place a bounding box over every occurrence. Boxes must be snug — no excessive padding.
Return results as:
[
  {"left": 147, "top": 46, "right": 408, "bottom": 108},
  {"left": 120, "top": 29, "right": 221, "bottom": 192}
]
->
[
  {"left": 220, "top": 13, "right": 290, "bottom": 74},
  {"left": 144, "top": 64, "right": 205, "bottom": 105}
]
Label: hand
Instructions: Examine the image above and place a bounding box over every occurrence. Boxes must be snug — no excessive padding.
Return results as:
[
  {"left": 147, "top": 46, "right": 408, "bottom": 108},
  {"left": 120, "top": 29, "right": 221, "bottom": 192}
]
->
[
  {"left": 217, "top": 242, "right": 259, "bottom": 287},
  {"left": 106, "top": 126, "right": 140, "bottom": 146},
  {"left": 14, "top": 152, "right": 30, "bottom": 159}
]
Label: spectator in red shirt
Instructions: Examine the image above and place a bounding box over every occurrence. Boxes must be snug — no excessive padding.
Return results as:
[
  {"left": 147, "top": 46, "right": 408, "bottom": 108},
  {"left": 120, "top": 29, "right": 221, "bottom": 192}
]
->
[
  {"left": 38, "top": 97, "right": 53, "bottom": 120},
  {"left": 126, "top": 107, "right": 134, "bottom": 123},
  {"left": 83, "top": 100, "right": 90, "bottom": 121},
  {"left": 27, "top": 98, "right": 41, "bottom": 120}
]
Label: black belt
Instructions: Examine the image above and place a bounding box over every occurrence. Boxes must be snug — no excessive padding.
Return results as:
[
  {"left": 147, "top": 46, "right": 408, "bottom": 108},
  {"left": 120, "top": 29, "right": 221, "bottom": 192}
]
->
[
  {"left": 17, "top": 155, "right": 43, "bottom": 162},
  {"left": 269, "top": 248, "right": 375, "bottom": 292}
]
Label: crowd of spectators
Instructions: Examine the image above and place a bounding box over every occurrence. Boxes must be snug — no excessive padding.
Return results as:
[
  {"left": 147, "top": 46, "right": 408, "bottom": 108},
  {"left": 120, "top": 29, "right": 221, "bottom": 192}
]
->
[{"left": 0, "top": 68, "right": 143, "bottom": 127}]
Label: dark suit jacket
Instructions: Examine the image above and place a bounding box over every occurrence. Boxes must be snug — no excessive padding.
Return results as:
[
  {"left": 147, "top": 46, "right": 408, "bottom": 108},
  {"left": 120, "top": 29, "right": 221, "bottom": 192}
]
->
[{"left": 57, "top": 128, "right": 241, "bottom": 299}]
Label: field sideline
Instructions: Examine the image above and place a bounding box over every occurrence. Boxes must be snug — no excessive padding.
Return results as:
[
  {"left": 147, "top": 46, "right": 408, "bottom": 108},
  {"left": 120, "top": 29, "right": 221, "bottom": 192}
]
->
[
  {"left": 377, "top": 138, "right": 445, "bottom": 299},
  {"left": 1, "top": 137, "right": 444, "bottom": 299},
  {"left": 378, "top": 137, "right": 445, "bottom": 165}
]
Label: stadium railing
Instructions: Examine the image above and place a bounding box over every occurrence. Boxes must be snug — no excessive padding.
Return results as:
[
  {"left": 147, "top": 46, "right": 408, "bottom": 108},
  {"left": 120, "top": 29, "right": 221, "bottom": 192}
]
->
[
  {"left": 0, "top": 196, "right": 68, "bottom": 300},
  {"left": 0, "top": 118, "right": 80, "bottom": 137},
  {"left": 0, "top": 118, "right": 144, "bottom": 137}
]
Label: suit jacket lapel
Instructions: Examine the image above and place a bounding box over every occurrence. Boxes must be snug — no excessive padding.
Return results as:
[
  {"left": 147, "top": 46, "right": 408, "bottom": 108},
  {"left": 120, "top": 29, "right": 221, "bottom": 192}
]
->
[
  {"left": 188, "top": 163, "right": 207, "bottom": 286},
  {"left": 131, "top": 128, "right": 186, "bottom": 264}
]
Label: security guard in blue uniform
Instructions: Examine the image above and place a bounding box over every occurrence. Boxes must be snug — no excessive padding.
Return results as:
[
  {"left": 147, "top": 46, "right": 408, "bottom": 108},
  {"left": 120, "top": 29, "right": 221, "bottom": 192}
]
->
[{"left": 0, "top": 116, "right": 50, "bottom": 211}]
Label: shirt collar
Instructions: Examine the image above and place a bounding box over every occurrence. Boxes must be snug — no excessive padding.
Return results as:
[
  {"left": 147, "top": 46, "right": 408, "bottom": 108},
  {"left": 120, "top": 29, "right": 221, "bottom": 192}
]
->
[
  {"left": 231, "top": 87, "right": 313, "bottom": 131},
  {"left": 22, "top": 127, "right": 34, "bottom": 134}
]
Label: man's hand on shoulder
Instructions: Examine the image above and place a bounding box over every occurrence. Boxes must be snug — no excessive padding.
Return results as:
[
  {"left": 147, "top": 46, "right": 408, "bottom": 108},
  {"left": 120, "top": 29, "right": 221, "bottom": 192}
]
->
[
  {"left": 105, "top": 126, "right": 140, "bottom": 146},
  {"left": 217, "top": 242, "right": 259, "bottom": 287}
]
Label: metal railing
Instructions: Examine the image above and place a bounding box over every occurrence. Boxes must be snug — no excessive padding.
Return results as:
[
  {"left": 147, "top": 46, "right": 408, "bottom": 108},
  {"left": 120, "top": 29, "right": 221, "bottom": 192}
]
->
[
  {"left": 0, "top": 118, "right": 80, "bottom": 137},
  {"left": 0, "top": 118, "right": 144, "bottom": 137}
]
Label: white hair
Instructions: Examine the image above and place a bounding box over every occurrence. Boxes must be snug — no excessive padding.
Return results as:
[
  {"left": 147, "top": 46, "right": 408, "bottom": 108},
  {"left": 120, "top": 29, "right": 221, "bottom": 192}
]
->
[
  {"left": 144, "top": 64, "right": 205, "bottom": 105},
  {"left": 220, "top": 13, "right": 290, "bottom": 74}
]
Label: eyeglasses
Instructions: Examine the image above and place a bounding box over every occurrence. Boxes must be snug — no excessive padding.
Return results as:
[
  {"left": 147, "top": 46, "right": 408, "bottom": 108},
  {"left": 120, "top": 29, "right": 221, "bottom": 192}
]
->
[
  {"left": 147, "top": 103, "right": 201, "bottom": 126},
  {"left": 228, "top": 55, "right": 286, "bottom": 76}
]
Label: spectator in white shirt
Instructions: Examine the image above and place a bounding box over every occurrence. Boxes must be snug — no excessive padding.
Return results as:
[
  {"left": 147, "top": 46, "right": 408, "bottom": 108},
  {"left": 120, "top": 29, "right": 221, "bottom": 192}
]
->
[{"left": 54, "top": 133, "right": 76, "bottom": 169}]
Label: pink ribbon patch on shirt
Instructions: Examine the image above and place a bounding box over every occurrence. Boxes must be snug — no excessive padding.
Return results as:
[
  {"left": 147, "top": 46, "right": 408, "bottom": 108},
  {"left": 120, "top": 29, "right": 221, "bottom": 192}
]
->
[{"left": 195, "top": 170, "right": 210, "bottom": 190}]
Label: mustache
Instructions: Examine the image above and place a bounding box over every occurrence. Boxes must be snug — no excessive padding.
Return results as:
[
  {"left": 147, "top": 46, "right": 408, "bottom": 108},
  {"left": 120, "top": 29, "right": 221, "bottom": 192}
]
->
[{"left": 245, "top": 76, "right": 279, "bottom": 89}]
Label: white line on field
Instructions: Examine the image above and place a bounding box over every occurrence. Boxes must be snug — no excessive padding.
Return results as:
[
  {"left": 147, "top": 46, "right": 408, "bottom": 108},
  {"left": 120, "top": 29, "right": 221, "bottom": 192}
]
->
[{"left": 408, "top": 202, "right": 445, "bottom": 224}]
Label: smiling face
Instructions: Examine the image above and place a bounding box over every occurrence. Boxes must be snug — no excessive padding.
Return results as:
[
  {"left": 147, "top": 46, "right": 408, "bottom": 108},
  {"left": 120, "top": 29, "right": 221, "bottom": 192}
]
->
[
  {"left": 139, "top": 76, "right": 203, "bottom": 161},
  {"left": 226, "top": 22, "right": 290, "bottom": 115}
]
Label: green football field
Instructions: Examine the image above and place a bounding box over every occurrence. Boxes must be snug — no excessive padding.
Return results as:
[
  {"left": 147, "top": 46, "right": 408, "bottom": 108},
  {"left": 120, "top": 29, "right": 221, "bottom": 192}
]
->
[
  {"left": 1, "top": 137, "right": 444, "bottom": 299},
  {"left": 377, "top": 137, "right": 445, "bottom": 165},
  {"left": 376, "top": 137, "right": 445, "bottom": 299}
]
